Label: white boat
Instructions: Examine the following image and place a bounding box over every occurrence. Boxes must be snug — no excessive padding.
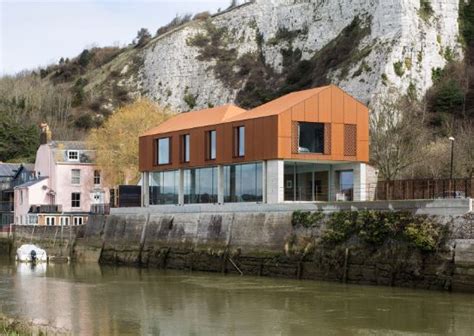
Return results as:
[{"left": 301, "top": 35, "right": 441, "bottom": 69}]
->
[{"left": 16, "top": 244, "right": 47, "bottom": 263}]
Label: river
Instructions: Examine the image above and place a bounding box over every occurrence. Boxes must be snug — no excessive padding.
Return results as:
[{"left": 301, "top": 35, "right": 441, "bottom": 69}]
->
[{"left": 0, "top": 258, "right": 473, "bottom": 335}]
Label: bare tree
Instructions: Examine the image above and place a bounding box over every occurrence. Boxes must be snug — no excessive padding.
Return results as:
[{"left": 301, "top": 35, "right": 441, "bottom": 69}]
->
[{"left": 370, "top": 96, "right": 428, "bottom": 180}]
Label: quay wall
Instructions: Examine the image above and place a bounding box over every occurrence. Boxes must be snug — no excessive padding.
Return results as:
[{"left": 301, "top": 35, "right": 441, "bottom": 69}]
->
[{"left": 7, "top": 200, "right": 474, "bottom": 293}]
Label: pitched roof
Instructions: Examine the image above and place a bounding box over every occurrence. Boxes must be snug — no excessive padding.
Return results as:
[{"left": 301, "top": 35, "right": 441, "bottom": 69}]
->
[
  {"left": 142, "top": 104, "right": 247, "bottom": 136},
  {"left": 0, "top": 163, "right": 22, "bottom": 177},
  {"left": 14, "top": 176, "right": 48, "bottom": 189},
  {"left": 141, "top": 86, "right": 332, "bottom": 136},
  {"left": 227, "top": 86, "right": 330, "bottom": 122}
]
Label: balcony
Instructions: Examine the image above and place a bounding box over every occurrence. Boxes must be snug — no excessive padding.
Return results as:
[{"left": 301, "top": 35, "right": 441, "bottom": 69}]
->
[{"left": 29, "top": 204, "right": 62, "bottom": 214}]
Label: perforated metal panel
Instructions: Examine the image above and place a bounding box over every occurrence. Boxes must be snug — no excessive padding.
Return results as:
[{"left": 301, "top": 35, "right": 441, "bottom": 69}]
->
[
  {"left": 292, "top": 121, "right": 299, "bottom": 154},
  {"left": 344, "top": 124, "right": 357, "bottom": 156},
  {"left": 324, "top": 123, "right": 331, "bottom": 155}
]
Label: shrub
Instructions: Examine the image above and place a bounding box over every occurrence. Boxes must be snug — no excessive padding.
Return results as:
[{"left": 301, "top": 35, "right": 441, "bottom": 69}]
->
[
  {"left": 432, "top": 79, "right": 465, "bottom": 113},
  {"left": 78, "top": 49, "right": 92, "bottom": 67},
  {"left": 393, "top": 61, "right": 405, "bottom": 77},
  {"left": 419, "top": 0, "right": 434, "bottom": 22},
  {"left": 292, "top": 211, "right": 324, "bottom": 228},
  {"left": 321, "top": 210, "right": 447, "bottom": 253},
  {"left": 184, "top": 93, "right": 198, "bottom": 109},
  {"left": 403, "top": 217, "right": 444, "bottom": 252}
]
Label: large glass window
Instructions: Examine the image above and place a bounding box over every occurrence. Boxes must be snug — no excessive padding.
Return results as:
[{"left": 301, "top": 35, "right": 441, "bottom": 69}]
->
[
  {"left": 298, "top": 122, "right": 324, "bottom": 153},
  {"left": 182, "top": 134, "right": 190, "bottom": 163},
  {"left": 149, "top": 171, "right": 179, "bottom": 205},
  {"left": 184, "top": 167, "right": 218, "bottom": 204},
  {"left": 157, "top": 138, "right": 171, "bottom": 165},
  {"left": 284, "top": 162, "right": 330, "bottom": 201},
  {"left": 224, "top": 163, "right": 262, "bottom": 203},
  {"left": 207, "top": 130, "right": 216, "bottom": 160}
]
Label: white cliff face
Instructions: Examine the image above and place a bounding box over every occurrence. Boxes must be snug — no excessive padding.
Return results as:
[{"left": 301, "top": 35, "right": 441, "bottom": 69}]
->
[{"left": 141, "top": 0, "right": 462, "bottom": 112}]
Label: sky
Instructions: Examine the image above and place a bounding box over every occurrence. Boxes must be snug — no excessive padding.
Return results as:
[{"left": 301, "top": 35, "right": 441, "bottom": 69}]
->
[{"left": 0, "top": 0, "right": 229, "bottom": 75}]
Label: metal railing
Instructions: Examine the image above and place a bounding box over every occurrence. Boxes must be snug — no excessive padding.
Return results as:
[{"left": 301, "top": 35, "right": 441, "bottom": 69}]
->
[
  {"left": 29, "top": 204, "right": 62, "bottom": 213},
  {"left": 90, "top": 204, "right": 110, "bottom": 215}
]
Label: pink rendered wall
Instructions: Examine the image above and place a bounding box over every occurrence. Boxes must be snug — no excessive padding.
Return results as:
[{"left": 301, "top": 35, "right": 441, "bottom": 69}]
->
[
  {"left": 54, "top": 164, "right": 104, "bottom": 213},
  {"left": 14, "top": 179, "right": 50, "bottom": 224}
]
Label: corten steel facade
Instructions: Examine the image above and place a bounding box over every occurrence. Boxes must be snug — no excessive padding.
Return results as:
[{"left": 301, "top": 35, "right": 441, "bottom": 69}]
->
[{"left": 139, "top": 85, "right": 373, "bottom": 205}]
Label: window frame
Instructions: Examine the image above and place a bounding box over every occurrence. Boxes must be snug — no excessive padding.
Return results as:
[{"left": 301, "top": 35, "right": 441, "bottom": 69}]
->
[
  {"left": 73, "top": 217, "right": 83, "bottom": 226},
  {"left": 67, "top": 150, "right": 79, "bottom": 161},
  {"left": 206, "top": 130, "right": 217, "bottom": 161},
  {"left": 181, "top": 134, "right": 190, "bottom": 163},
  {"left": 60, "top": 216, "right": 70, "bottom": 226},
  {"left": 297, "top": 122, "right": 325, "bottom": 154},
  {"left": 234, "top": 126, "right": 245, "bottom": 158},
  {"left": 45, "top": 216, "right": 56, "bottom": 226},
  {"left": 71, "top": 169, "right": 81, "bottom": 185},
  {"left": 71, "top": 192, "right": 81, "bottom": 208},
  {"left": 156, "top": 137, "right": 171, "bottom": 165},
  {"left": 93, "top": 170, "right": 101, "bottom": 185}
]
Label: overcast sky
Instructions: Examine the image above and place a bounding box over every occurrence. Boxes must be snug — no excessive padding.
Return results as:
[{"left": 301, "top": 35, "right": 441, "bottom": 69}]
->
[{"left": 0, "top": 0, "right": 229, "bottom": 75}]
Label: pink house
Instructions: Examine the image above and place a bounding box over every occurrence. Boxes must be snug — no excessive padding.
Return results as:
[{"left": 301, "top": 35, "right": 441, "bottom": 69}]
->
[{"left": 14, "top": 126, "right": 109, "bottom": 226}]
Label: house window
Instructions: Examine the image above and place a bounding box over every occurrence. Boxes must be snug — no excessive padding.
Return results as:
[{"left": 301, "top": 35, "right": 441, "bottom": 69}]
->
[
  {"left": 298, "top": 122, "right": 325, "bottom": 154},
  {"left": 181, "top": 134, "right": 190, "bottom": 163},
  {"left": 73, "top": 217, "right": 83, "bottom": 226},
  {"left": 28, "top": 215, "right": 38, "bottom": 225},
  {"left": 206, "top": 130, "right": 216, "bottom": 160},
  {"left": 60, "top": 216, "right": 70, "bottom": 226},
  {"left": 71, "top": 192, "right": 81, "bottom": 208},
  {"left": 234, "top": 126, "right": 245, "bottom": 157},
  {"left": 68, "top": 150, "right": 79, "bottom": 161},
  {"left": 94, "top": 170, "right": 101, "bottom": 185},
  {"left": 156, "top": 138, "right": 171, "bottom": 165},
  {"left": 71, "top": 169, "right": 81, "bottom": 185},
  {"left": 46, "top": 216, "right": 56, "bottom": 226}
]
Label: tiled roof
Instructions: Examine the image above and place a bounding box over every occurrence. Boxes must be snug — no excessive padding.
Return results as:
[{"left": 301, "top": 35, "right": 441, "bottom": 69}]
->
[
  {"left": 142, "top": 86, "right": 332, "bottom": 136},
  {"left": 0, "top": 163, "right": 21, "bottom": 177},
  {"left": 142, "top": 104, "right": 246, "bottom": 136},
  {"left": 48, "top": 141, "right": 88, "bottom": 150}
]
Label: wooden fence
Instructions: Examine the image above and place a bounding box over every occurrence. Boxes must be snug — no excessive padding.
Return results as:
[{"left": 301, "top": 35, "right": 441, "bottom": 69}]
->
[{"left": 376, "top": 178, "right": 473, "bottom": 201}]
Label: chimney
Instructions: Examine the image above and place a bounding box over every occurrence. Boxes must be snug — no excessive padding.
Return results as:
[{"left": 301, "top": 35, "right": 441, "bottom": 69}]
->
[{"left": 39, "top": 123, "right": 52, "bottom": 145}]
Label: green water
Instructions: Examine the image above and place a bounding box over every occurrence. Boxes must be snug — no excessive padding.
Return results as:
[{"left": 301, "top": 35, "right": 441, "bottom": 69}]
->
[{"left": 0, "top": 258, "right": 473, "bottom": 336}]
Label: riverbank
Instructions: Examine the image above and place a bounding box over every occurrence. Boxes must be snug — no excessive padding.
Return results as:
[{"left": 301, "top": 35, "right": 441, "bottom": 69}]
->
[
  {"left": 0, "top": 314, "right": 69, "bottom": 335},
  {"left": 0, "top": 238, "right": 11, "bottom": 258}
]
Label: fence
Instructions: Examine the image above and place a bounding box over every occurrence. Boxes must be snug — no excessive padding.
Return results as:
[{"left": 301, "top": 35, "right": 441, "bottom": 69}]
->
[{"left": 376, "top": 178, "right": 473, "bottom": 201}]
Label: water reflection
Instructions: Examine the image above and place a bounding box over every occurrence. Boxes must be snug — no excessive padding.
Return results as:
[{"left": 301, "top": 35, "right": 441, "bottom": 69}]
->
[{"left": 0, "top": 260, "right": 473, "bottom": 335}]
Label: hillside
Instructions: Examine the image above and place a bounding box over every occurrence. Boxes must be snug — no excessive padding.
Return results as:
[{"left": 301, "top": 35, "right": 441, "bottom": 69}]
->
[{"left": 0, "top": 0, "right": 472, "bottom": 178}]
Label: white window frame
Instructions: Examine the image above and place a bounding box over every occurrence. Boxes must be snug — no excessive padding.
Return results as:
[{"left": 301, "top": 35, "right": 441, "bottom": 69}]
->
[
  {"left": 71, "top": 169, "right": 81, "bottom": 185},
  {"left": 73, "top": 217, "right": 83, "bottom": 226},
  {"left": 94, "top": 170, "right": 101, "bottom": 185},
  {"left": 60, "top": 216, "right": 70, "bottom": 226},
  {"left": 68, "top": 150, "right": 79, "bottom": 161},
  {"left": 28, "top": 215, "right": 38, "bottom": 225},
  {"left": 71, "top": 192, "right": 81, "bottom": 208},
  {"left": 46, "top": 216, "right": 56, "bottom": 226}
]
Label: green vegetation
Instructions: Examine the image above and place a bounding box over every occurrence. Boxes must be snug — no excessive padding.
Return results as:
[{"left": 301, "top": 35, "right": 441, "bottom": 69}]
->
[
  {"left": 292, "top": 211, "right": 324, "bottom": 228},
  {"left": 404, "top": 57, "right": 413, "bottom": 70},
  {"left": 0, "top": 113, "right": 39, "bottom": 162},
  {"left": 393, "top": 61, "right": 405, "bottom": 77},
  {"left": 459, "top": 0, "right": 474, "bottom": 46},
  {"left": 184, "top": 92, "right": 198, "bottom": 109},
  {"left": 322, "top": 210, "right": 447, "bottom": 252},
  {"left": 419, "top": 0, "right": 434, "bottom": 22}
]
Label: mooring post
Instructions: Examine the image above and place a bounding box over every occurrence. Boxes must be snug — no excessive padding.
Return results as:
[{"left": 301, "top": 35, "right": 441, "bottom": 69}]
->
[
  {"left": 297, "top": 261, "right": 303, "bottom": 280},
  {"left": 343, "top": 247, "right": 349, "bottom": 284}
]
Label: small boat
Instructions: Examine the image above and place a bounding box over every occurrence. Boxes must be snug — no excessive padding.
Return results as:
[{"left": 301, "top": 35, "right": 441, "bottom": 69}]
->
[{"left": 16, "top": 244, "right": 47, "bottom": 263}]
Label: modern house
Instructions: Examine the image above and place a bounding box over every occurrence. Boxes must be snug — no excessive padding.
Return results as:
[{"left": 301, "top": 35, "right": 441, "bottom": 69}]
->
[
  {"left": 14, "top": 125, "right": 109, "bottom": 226},
  {"left": 139, "top": 85, "right": 376, "bottom": 206}
]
